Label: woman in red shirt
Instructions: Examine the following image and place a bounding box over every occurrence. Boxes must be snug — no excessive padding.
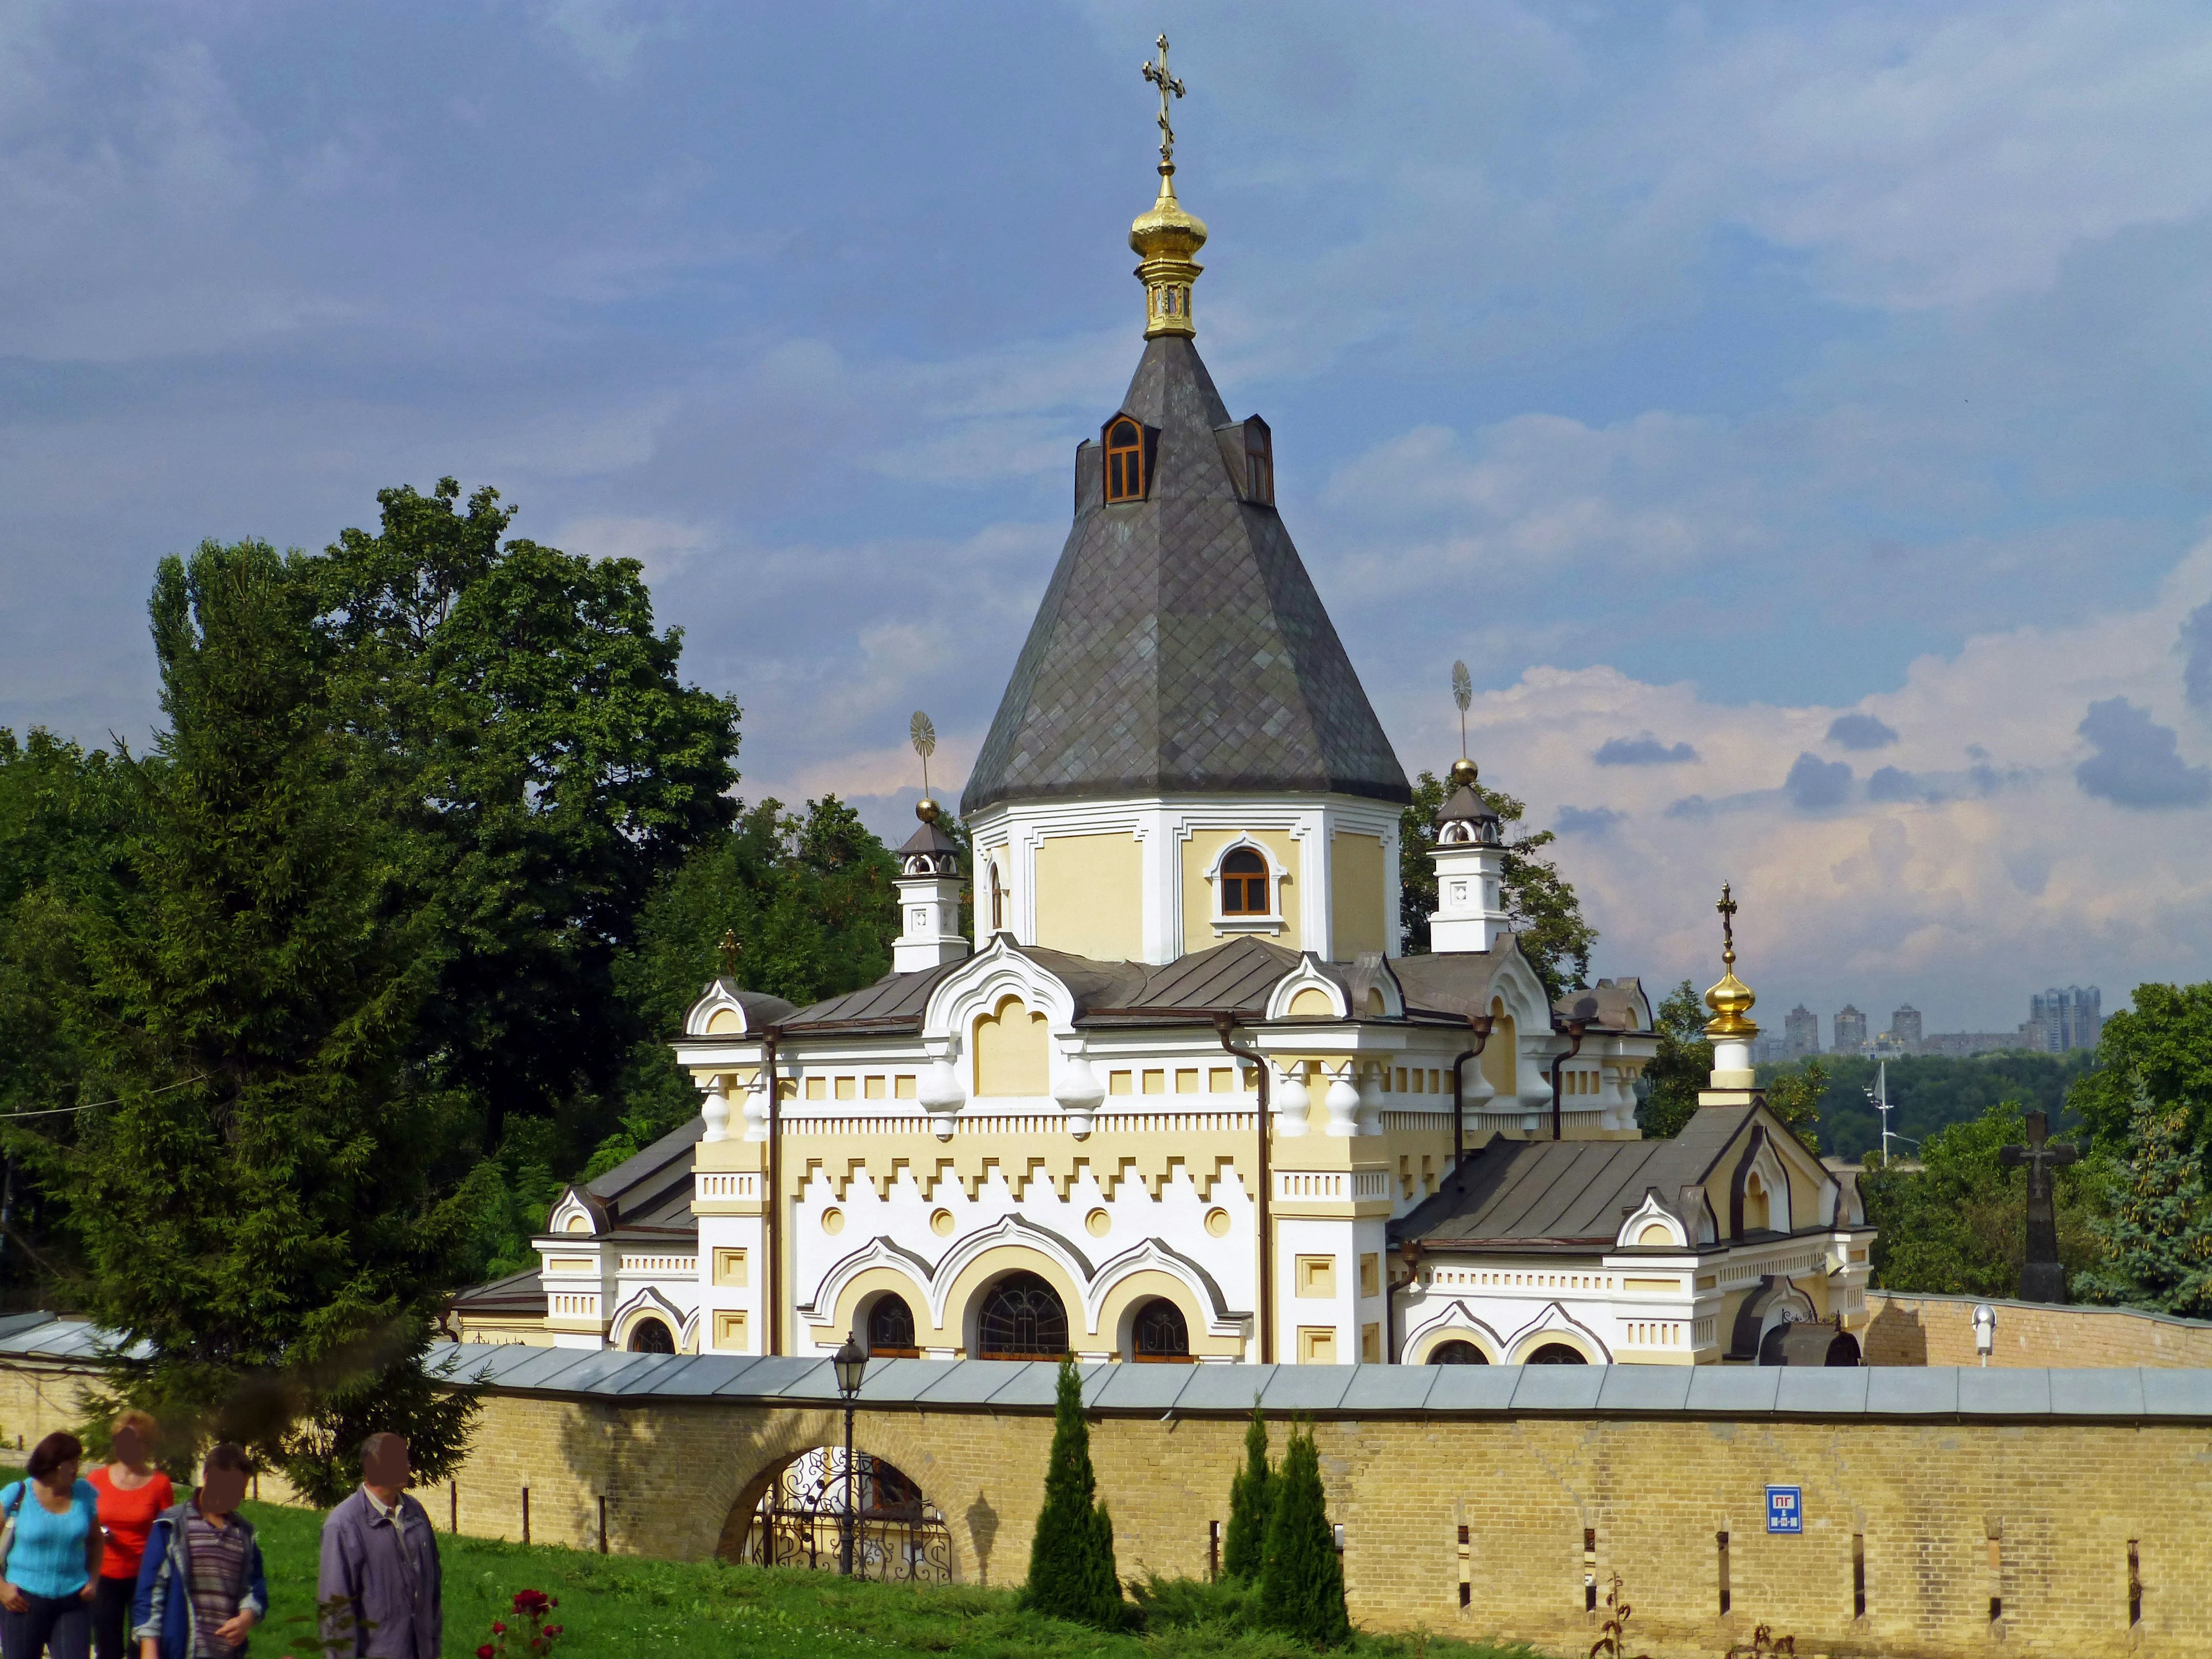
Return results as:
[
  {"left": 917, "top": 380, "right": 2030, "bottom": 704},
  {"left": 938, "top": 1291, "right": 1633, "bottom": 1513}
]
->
[{"left": 85, "top": 1413, "right": 172, "bottom": 1659}]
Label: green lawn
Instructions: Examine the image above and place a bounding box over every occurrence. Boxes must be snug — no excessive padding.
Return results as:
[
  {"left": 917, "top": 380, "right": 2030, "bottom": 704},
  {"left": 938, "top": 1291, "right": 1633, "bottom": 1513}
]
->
[{"left": 223, "top": 1493, "right": 1541, "bottom": 1659}]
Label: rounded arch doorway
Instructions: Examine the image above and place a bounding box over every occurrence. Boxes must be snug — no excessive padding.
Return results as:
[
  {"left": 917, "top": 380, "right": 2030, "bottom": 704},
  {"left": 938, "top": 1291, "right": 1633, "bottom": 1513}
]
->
[
  {"left": 975, "top": 1271, "right": 1068, "bottom": 1360},
  {"left": 626, "top": 1316, "right": 676, "bottom": 1353},
  {"left": 1524, "top": 1342, "right": 1588, "bottom": 1365},
  {"left": 1427, "top": 1340, "right": 1488, "bottom": 1364},
  {"left": 726, "top": 1446, "right": 950, "bottom": 1582}
]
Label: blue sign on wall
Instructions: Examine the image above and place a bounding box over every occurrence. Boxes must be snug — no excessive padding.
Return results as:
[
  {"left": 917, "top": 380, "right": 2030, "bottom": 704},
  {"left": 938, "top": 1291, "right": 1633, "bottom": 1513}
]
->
[{"left": 1766, "top": 1486, "right": 1802, "bottom": 1535}]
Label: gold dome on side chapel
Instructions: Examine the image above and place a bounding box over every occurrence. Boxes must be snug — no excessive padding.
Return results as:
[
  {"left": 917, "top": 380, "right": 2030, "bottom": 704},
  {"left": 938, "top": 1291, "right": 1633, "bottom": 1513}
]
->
[{"left": 1703, "top": 882, "right": 1760, "bottom": 1040}]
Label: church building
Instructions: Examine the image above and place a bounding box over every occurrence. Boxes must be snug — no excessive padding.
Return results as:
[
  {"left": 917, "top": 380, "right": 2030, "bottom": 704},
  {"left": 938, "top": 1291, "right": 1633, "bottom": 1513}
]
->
[{"left": 451, "top": 77, "right": 1873, "bottom": 1369}]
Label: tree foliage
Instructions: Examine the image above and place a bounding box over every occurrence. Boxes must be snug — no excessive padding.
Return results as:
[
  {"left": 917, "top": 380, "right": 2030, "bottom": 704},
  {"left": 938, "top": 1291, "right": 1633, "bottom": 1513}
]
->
[
  {"left": 2067, "top": 982, "right": 2212, "bottom": 1161},
  {"left": 1637, "top": 979, "right": 1711, "bottom": 1139},
  {"left": 2075, "top": 1091, "right": 2212, "bottom": 1316},
  {"left": 1221, "top": 1402, "right": 1274, "bottom": 1583},
  {"left": 314, "top": 479, "right": 742, "bottom": 1150},
  {"left": 43, "top": 539, "right": 475, "bottom": 1498},
  {"left": 1781, "top": 1051, "right": 2096, "bottom": 1162},
  {"left": 1762, "top": 1058, "right": 1827, "bottom": 1152},
  {"left": 1257, "top": 1421, "right": 1349, "bottom": 1650},
  {"left": 1022, "top": 1355, "right": 1123, "bottom": 1630},
  {"left": 1858, "top": 1099, "right": 2109, "bottom": 1298},
  {"left": 1397, "top": 768, "right": 1594, "bottom": 999}
]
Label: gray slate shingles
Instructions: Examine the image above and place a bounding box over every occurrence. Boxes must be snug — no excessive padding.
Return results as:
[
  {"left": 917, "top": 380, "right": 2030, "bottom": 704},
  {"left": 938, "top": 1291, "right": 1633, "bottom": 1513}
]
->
[{"left": 963, "top": 336, "right": 1408, "bottom": 816}]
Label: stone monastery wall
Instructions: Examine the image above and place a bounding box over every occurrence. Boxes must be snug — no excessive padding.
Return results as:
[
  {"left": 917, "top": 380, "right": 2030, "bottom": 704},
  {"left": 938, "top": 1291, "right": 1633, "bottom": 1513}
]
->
[
  {"left": 1866, "top": 1289, "right": 2212, "bottom": 1368},
  {"left": 3, "top": 1331, "right": 2212, "bottom": 1659}
]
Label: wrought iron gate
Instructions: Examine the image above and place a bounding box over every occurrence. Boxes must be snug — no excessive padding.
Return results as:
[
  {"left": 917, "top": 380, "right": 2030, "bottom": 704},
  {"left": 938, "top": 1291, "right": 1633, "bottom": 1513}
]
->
[{"left": 744, "top": 1447, "right": 951, "bottom": 1583}]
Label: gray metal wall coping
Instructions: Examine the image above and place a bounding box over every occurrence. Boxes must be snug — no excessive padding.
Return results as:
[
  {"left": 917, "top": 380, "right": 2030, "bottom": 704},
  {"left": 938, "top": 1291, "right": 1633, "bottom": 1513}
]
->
[{"left": 0, "top": 1319, "right": 2195, "bottom": 1422}]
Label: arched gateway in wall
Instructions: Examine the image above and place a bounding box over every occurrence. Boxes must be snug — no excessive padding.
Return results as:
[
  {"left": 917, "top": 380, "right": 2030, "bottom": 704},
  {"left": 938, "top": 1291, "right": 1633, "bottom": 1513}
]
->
[{"left": 719, "top": 1445, "right": 951, "bottom": 1583}]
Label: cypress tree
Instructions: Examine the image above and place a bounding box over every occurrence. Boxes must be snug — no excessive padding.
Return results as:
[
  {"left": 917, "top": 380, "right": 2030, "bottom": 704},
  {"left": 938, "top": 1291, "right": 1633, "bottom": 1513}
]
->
[
  {"left": 1221, "top": 1399, "right": 1274, "bottom": 1581},
  {"left": 1259, "top": 1421, "right": 1350, "bottom": 1649},
  {"left": 1022, "top": 1354, "right": 1122, "bottom": 1628}
]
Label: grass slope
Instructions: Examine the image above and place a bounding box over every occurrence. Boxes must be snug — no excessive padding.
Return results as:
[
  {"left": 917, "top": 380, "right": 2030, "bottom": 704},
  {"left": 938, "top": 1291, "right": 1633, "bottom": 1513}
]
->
[{"left": 224, "top": 1491, "right": 1539, "bottom": 1659}]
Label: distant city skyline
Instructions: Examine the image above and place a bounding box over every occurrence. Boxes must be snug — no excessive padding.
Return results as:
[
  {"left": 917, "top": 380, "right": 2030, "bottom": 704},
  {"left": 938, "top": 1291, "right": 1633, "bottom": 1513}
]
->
[{"left": 1748, "top": 982, "right": 2105, "bottom": 1060}]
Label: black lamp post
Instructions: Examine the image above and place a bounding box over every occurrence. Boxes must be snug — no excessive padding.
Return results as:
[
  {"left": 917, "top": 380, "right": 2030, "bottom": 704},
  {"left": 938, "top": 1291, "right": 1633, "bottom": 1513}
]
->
[{"left": 833, "top": 1336, "right": 868, "bottom": 1575}]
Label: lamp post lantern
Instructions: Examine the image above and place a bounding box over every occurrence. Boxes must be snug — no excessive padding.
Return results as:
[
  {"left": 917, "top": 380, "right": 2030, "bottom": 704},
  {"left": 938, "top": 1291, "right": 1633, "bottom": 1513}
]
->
[
  {"left": 833, "top": 1336, "right": 868, "bottom": 1574},
  {"left": 1972, "top": 1302, "right": 1997, "bottom": 1368}
]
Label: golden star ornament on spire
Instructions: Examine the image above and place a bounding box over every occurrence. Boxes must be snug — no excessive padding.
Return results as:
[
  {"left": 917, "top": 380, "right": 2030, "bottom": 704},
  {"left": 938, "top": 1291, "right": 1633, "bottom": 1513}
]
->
[
  {"left": 1130, "top": 35, "right": 1206, "bottom": 339},
  {"left": 1703, "top": 881, "right": 1760, "bottom": 1039}
]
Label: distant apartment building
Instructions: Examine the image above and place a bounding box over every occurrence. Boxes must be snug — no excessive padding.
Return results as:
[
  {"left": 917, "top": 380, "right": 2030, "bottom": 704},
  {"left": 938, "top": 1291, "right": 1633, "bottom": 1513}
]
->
[
  {"left": 2028, "top": 986, "right": 2103, "bottom": 1053},
  {"left": 1888, "top": 1004, "right": 1923, "bottom": 1053},
  {"left": 1834, "top": 1005, "right": 1868, "bottom": 1053},
  {"left": 1922, "top": 1031, "right": 2027, "bottom": 1058},
  {"left": 1783, "top": 1003, "right": 1821, "bottom": 1059}
]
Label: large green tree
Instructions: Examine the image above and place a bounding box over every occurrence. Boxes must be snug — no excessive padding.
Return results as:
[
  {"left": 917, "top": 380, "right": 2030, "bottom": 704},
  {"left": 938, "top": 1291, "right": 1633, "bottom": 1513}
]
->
[
  {"left": 2068, "top": 983, "right": 2212, "bottom": 1161},
  {"left": 1397, "top": 768, "right": 1594, "bottom": 999},
  {"left": 2076, "top": 1091, "right": 2212, "bottom": 1316},
  {"left": 314, "top": 479, "right": 742, "bottom": 1152},
  {"left": 53, "top": 539, "right": 474, "bottom": 1499},
  {"left": 1858, "top": 1099, "right": 2109, "bottom": 1298}
]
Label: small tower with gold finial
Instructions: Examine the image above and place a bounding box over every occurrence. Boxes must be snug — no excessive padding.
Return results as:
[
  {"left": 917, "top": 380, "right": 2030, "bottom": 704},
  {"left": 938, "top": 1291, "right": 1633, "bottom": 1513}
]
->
[
  {"left": 1130, "top": 35, "right": 1207, "bottom": 339},
  {"left": 1427, "top": 661, "right": 1510, "bottom": 953},
  {"left": 893, "top": 711, "right": 970, "bottom": 972},
  {"left": 1702, "top": 882, "right": 1761, "bottom": 1096}
]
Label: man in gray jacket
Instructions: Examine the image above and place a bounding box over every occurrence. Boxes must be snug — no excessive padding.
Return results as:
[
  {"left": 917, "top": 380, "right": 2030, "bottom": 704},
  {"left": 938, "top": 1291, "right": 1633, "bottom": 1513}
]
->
[{"left": 316, "top": 1435, "right": 441, "bottom": 1659}]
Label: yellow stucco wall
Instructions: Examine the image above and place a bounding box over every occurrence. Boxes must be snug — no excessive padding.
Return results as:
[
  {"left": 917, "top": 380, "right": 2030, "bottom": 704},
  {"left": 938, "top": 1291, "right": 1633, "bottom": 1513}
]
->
[
  {"left": 1330, "top": 831, "right": 1387, "bottom": 957},
  {"left": 971, "top": 995, "right": 1050, "bottom": 1097},
  {"left": 1180, "top": 828, "right": 1301, "bottom": 951},
  {"left": 1032, "top": 833, "right": 1143, "bottom": 960}
]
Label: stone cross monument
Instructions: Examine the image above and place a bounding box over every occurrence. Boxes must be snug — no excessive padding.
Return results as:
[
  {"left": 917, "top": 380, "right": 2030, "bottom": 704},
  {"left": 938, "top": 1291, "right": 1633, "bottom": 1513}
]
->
[{"left": 1999, "top": 1109, "right": 2078, "bottom": 1302}]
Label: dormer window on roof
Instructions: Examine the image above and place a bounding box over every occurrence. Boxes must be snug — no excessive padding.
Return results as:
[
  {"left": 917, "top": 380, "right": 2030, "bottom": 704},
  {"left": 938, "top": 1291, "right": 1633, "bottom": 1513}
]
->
[
  {"left": 1104, "top": 415, "right": 1147, "bottom": 502},
  {"left": 1245, "top": 418, "right": 1273, "bottom": 506}
]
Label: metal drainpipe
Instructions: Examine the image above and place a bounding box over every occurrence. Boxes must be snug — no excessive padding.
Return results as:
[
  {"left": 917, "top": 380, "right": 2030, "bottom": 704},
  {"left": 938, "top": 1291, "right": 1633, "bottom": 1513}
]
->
[
  {"left": 1547, "top": 1018, "right": 1589, "bottom": 1142},
  {"left": 1388, "top": 1238, "right": 1423, "bottom": 1363},
  {"left": 1449, "top": 1014, "right": 1497, "bottom": 1173},
  {"left": 762, "top": 1028, "right": 783, "bottom": 1356},
  {"left": 1212, "top": 1014, "right": 1273, "bottom": 1365}
]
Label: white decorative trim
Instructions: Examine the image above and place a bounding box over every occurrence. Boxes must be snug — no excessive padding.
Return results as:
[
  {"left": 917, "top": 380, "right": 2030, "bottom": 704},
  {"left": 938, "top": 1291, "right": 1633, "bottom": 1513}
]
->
[
  {"left": 800, "top": 1237, "right": 937, "bottom": 1323},
  {"left": 1265, "top": 955, "right": 1348, "bottom": 1022},
  {"left": 1616, "top": 1190, "right": 1687, "bottom": 1250},
  {"left": 683, "top": 980, "right": 755, "bottom": 1037},
  {"left": 546, "top": 1190, "right": 600, "bottom": 1237},
  {"left": 921, "top": 935, "right": 1078, "bottom": 1046},
  {"left": 1503, "top": 1301, "right": 1614, "bottom": 1363},
  {"left": 1403, "top": 1301, "right": 1507, "bottom": 1363},
  {"left": 1083, "top": 1238, "right": 1245, "bottom": 1337},
  {"left": 608, "top": 1285, "right": 689, "bottom": 1350},
  {"left": 922, "top": 1214, "right": 1094, "bottom": 1328}
]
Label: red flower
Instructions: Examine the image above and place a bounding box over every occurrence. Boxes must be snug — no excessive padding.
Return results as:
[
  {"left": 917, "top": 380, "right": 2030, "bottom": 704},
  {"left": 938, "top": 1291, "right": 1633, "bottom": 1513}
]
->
[
  {"left": 548, "top": 1598, "right": 558, "bottom": 1609},
  {"left": 490, "top": 1623, "right": 506, "bottom": 1635},
  {"left": 475, "top": 1645, "right": 494, "bottom": 1658},
  {"left": 543, "top": 1627, "right": 562, "bottom": 1638}
]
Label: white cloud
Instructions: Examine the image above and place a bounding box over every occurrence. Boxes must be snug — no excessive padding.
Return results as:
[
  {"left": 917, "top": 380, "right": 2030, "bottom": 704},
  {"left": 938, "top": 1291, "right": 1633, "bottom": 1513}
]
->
[{"left": 1433, "top": 539, "right": 2212, "bottom": 1027}]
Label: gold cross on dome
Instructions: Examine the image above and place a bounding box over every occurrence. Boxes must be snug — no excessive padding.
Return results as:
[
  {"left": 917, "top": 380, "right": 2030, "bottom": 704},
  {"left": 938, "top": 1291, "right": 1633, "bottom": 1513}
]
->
[
  {"left": 1143, "top": 34, "right": 1185, "bottom": 165},
  {"left": 1716, "top": 882, "right": 1738, "bottom": 964}
]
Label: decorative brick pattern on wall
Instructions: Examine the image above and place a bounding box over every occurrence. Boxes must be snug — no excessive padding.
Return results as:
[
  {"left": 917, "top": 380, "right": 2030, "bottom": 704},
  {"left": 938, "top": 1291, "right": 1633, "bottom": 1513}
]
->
[
  {"left": 1865, "top": 1291, "right": 2212, "bottom": 1368},
  {"left": 3, "top": 1351, "right": 2208, "bottom": 1657}
]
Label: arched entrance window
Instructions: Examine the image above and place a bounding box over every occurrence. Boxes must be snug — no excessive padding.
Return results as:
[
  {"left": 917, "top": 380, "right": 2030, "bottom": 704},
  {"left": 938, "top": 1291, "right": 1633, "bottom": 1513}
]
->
[
  {"left": 1428, "top": 1340, "right": 1488, "bottom": 1365},
  {"left": 1525, "top": 1342, "right": 1588, "bottom": 1365},
  {"left": 976, "top": 1272, "right": 1068, "bottom": 1360},
  {"left": 627, "top": 1317, "right": 675, "bottom": 1354},
  {"left": 1219, "top": 847, "right": 1271, "bottom": 915},
  {"left": 866, "top": 1294, "right": 921, "bottom": 1358},
  {"left": 1131, "top": 1298, "right": 1191, "bottom": 1362}
]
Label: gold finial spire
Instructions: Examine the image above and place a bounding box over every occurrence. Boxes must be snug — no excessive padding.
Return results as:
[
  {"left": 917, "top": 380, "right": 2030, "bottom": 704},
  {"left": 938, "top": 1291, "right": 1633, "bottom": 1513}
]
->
[
  {"left": 718, "top": 928, "right": 740, "bottom": 979},
  {"left": 1131, "top": 35, "right": 1206, "bottom": 339},
  {"left": 910, "top": 710, "right": 940, "bottom": 822},
  {"left": 1703, "top": 881, "right": 1759, "bottom": 1039}
]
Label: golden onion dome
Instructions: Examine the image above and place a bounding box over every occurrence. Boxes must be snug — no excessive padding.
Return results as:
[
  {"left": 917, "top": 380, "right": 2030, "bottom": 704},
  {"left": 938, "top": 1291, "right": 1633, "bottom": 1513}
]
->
[{"left": 1702, "top": 881, "right": 1760, "bottom": 1039}]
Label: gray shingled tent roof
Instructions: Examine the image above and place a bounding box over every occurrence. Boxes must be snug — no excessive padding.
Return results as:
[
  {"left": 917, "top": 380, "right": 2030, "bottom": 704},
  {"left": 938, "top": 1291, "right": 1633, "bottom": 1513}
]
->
[{"left": 961, "top": 336, "right": 1409, "bottom": 813}]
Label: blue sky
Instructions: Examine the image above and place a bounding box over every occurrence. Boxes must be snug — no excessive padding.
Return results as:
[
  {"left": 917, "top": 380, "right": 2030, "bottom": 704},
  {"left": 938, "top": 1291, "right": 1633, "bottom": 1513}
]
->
[{"left": 6, "top": 1, "right": 2212, "bottom": 1031}]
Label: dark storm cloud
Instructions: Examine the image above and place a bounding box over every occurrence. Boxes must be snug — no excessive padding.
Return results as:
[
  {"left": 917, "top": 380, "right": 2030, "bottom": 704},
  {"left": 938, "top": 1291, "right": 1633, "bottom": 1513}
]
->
[
  {"left": 1866, "top": 766, "right": 1925, "bottom": 802},
  {"left": 2075, "top": 696, "right": 2211, "bottom": 808},
  {"left": 1554, "top": 805, "right": 1624, "bottom": 835},
  {"left": 1785, "top": 752, "right": 1853, "bottom": 810},
  {"left": 1593, "top": 732, "right": 1699, "bottom": 766},
  {"left": 1826, "top": 713, "right": 1899, "bottom": 750}
]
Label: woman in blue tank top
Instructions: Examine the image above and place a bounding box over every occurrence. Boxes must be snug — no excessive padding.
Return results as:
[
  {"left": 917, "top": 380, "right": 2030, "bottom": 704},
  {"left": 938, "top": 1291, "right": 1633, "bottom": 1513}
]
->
[{"left": 0, "top": 1430, "right": 103, "bottom": 1659}]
